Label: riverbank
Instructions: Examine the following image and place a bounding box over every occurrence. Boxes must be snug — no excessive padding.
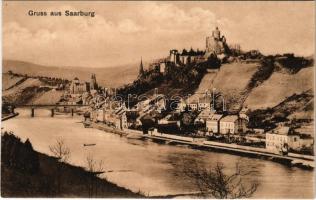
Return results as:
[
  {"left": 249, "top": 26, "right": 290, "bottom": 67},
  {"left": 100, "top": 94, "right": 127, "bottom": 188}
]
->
[
  {"left": 1, "top": 113, "right": 19, "bottom": 121},
  {"left": 91, "top": 122, "right": 314, "bottom": 170},
  {"left": 1, "top": 134, "right": 144, "bottom": 198},
  {"left": 146, "top": 134, "right": 314, "bottom": 169}
]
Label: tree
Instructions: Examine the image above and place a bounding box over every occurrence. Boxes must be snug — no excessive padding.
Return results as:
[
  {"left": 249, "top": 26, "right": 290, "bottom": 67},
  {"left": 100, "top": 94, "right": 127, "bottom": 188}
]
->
[
  {"left": 182, "top": 160, "right": 259, "bottom": 199},
  {"left": 49, "top": 138, "right": 71, "bottom": 163},
  {"left": 49, "top": 138, "right": 71, "bottom": 195},
  {"left": 1, "top": 132, "right": 39, "bottom": 174},
  {"left": 21, "top": 139, "right": 39, "bottom": 174},
  {"left": 182, "top": 112, "right": 193, "bottom": 126},
  {"left": 86, "top": 154, "right": 104, "bottom": 197}
]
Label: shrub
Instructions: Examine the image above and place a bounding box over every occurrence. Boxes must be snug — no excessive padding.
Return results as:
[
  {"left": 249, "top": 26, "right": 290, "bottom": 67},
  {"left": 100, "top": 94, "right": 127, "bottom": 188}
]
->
[{"left": 1, "top": 132, "right": 39, "bottom": 174}]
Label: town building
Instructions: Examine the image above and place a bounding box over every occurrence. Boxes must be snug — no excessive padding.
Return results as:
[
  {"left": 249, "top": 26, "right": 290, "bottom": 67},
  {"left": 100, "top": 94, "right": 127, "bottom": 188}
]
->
[
  {"left": 188, "top": 100, "right": 198, "bottom": 111},
  {"left": 186, "top": 95, "right": 200, "bottom": 111},
  {"left": 198, "top": 96, "right": 212, "bottom": 110},
  {"left": 69, "top": 74, "right": 99, "bottom": 96},
  {"left": 169, "top": 48, "right": 205, "bottom": 65},
  {"left": 266, "top": 126, "right": 314, "bottom": 155},
  {"left": 69, "top": 77, "right": 90, "bottom": 95},
  {"left": 92, "top": 105, "right": 128, "bottom": 130},
  {"left": 219, "top": 115, "right": 239, "bottom": 134},
  {"left": 206, "top": 114, "right": 223, "bottom": 134},
  {"left": 179, "top": 49, "right": 205, "bottom": 65},
  {"left": 194, "top": 108, "right": 216, "bottom": 124}
]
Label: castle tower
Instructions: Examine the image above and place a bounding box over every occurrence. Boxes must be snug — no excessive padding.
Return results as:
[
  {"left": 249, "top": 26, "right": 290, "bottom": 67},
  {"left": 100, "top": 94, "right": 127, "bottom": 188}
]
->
[
  {"left": 138, "top": 57, "right": 144, "bottom": 78},
  {"left": 212, "top": 27, "right": 221, "bottom": 40},
  {"left": 169, "top": 49, "right": 178, "bottom": 64},
  {"left": 206, "top": 26, "right": 228, "bottom": 55}
]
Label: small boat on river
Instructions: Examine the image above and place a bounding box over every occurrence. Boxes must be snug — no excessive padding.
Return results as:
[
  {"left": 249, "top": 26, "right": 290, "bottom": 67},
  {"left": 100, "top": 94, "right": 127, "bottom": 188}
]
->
[{"left": 83, "top": 143, "right": 96, "bottom": 147}]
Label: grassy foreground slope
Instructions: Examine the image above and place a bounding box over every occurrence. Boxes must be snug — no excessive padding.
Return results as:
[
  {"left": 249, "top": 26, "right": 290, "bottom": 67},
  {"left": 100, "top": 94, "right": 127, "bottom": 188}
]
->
[
  {"left": 1, "top": 153, "right": 143, "bottom": 198},
  {"left": 1, "top": 133, "right": 143, "bottom": 198}
]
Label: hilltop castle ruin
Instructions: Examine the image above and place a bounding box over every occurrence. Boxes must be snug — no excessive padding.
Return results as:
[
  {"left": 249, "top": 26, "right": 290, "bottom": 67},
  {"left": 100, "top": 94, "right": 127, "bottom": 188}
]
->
[
  {"left": 206, "top": 26, "right": 228, "bottom": 55},
  {"left": 137, "top": 27, "right": 242, "bottom": 77},
  {"left": 168, "top": 27, "right": 238, "bottom": 65}
]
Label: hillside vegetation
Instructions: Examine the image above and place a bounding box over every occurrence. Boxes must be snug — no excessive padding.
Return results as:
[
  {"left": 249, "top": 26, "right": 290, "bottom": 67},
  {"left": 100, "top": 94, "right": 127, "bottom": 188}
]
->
[
  {"left": 245, "top": 67, "right": 313, "bottom": 110},
  {"left": 2, "top": 73, "right": 64, "bottom": 105},
  {"left": 211, "top": 62, "right": 260, "bottom": 111},
  {"left": 118, "top": 61, "right": 211, "bottom": 100},
  {"left": 2, "top": 75, "right": 26, "bottom": 90},
  {"left": 247, "top": 89, "right": 313, "bottom": 131}
]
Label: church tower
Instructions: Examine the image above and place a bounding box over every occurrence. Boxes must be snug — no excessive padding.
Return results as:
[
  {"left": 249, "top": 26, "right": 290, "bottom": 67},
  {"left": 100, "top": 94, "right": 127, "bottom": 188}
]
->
[
  {"left": 138, "top": 57, "right": 144, "bottom": 78},
  {"left": 90, "top": 73, "right": 98, "bottom": 91}
]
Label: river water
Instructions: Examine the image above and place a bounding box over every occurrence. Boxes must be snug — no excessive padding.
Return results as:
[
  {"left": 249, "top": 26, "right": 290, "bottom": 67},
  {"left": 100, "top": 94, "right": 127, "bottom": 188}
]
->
[{"left": 1, "top": 108, "right": 314, "bottom": 198}]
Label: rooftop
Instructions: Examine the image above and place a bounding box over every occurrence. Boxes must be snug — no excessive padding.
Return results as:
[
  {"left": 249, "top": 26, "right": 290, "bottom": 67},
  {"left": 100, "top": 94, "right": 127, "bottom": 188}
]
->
[
  {"left": 210, "top": 114, "right": 223, "bottom": 121},
  {"left": 270, "top": 126, "right": 301, "bottom": 136},
  {"left": 220, "top": 115, "right": 238, "bottom": 122},
  {"left": 199, "top": 96, "right": 212, "bottom": 104},
  {"left": 198, "top": 109, "right": 215, "bottom": 118},
  {"left": 273, "top": 126, "right": 290, "bottom": 135}
]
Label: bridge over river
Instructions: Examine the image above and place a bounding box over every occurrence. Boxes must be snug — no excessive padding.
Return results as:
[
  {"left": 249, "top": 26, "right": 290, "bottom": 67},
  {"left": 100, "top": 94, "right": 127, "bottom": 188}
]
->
[{"left": 13, "top": 104, "right": 91, "bottom": 117}]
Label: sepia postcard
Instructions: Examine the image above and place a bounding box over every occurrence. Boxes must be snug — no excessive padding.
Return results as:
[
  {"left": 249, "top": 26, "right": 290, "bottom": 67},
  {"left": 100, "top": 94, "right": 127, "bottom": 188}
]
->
[{"left": 1, "top": 1, "right": 315, "bottom": 199}]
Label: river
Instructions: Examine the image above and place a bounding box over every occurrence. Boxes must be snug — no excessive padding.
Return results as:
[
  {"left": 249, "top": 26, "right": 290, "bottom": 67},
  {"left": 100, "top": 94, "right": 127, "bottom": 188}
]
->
[{"left": 1, "top": 108, "right": 314, "bottom": 198}]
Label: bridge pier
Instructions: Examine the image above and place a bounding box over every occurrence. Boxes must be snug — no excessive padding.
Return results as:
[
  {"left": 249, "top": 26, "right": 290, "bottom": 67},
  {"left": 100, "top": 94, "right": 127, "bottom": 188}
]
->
[
  {"left": 31, "top": 108, "right": 35, "bottom": 117},
  {"left": 51, "top": 108, "right": 54, "bottom": 117}
]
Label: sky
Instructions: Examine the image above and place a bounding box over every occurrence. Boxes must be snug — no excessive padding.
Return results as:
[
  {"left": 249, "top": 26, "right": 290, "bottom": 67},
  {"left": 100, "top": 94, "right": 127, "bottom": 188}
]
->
[{"left": 3, "top": 1, "right": 315, "bottom": 68}]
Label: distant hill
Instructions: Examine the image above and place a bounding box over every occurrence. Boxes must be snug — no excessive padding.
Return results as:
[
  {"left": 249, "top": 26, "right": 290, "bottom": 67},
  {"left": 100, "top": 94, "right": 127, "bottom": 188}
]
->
[
  {"left": 3, "top": 55, "right": 314, "bottom": 123},
  {"left": 2, "top": 60, "right": 139, "bottom": 88}
]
